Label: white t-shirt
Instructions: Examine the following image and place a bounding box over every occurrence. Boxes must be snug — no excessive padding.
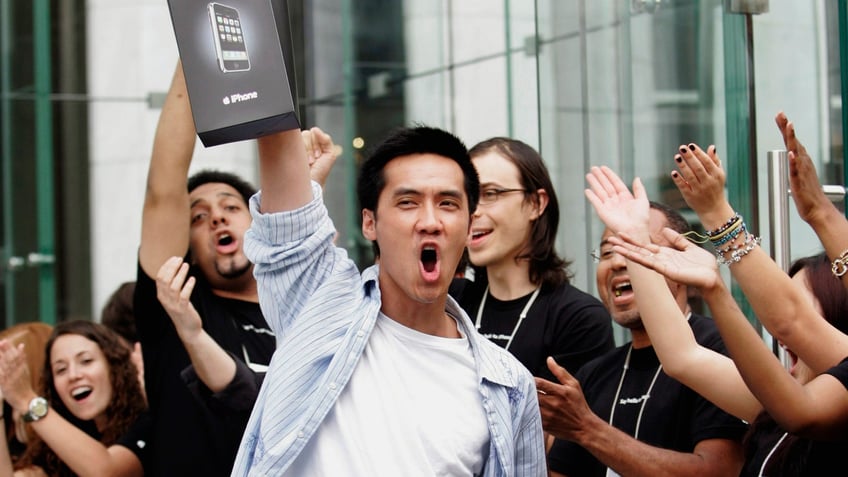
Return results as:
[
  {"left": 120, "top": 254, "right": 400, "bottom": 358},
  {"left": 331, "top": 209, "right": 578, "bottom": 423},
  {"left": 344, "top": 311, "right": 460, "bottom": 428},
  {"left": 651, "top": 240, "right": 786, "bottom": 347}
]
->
[{"left": 284, "top": 312, "right": 490, "bottom": 476}]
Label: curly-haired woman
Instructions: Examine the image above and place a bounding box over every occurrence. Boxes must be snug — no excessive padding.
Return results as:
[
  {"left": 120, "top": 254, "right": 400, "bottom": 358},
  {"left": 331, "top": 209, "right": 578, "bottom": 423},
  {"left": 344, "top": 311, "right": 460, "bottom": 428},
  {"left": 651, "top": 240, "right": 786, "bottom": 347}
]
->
[{"left": 0, "top": 320, "right": 148, "bottom": 476}]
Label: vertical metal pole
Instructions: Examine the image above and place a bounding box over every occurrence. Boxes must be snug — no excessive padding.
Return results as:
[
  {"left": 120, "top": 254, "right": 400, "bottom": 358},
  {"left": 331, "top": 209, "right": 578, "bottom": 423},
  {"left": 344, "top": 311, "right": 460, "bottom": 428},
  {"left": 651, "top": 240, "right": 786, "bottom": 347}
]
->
[
  {"left": 504, "top": 0, "right": 513, "bottom": 136},
  {"left": 445, "top": 0, "right": 456, "bottom": 132},
  {"left": 767, "top": 149, "right": 790, "bottom": 369},
  {"left": 767, "top": 150, "right": 790, "bottom": 272},
  {"left": 743, "top": 13, "right": 759, "bottom": 237},
  {"left": 722, "top": 8, "right": 756, "bottom": 324},
  {"left": 341, "top": 0, "right": 359, "bottom": 264},
  {"left": 838, "top": 0, "right": 848, "bottom": 211},
  {"left": 1, "top": 0, "right": 14, "bottom": 328},
  {"left": 533, "top": 0, "right": 542, "bottom": 151},
  {"left": 34, "top": 0, "right": 56, "bottom": 324}
]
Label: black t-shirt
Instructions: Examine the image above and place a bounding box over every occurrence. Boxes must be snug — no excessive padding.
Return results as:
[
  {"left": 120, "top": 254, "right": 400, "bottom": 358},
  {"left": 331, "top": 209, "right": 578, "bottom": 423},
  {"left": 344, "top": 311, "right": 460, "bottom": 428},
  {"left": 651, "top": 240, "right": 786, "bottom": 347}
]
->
[
  {"left": 450, "top": 275, "right": 614, "bottom": 380},
  {"left": 134, "top": 263, "right": 275, "bottom": 476},
  {"left": 733, "top": 357, "right": 848, "bottom": 475},
  {"left": 25, "top": 411, "right": 150, "bottom": 476},
  {"left": 547, "top": 314, "right": 749, "bottom": 477},
  {"left": 741, "top": 411, "right": 848, "bottom": 477},
  {"left": 825, "top": 356, "right": 848, "bottom": 391},
  {"left": 115, "top": 411, "right": 153, "bottom": 464}
]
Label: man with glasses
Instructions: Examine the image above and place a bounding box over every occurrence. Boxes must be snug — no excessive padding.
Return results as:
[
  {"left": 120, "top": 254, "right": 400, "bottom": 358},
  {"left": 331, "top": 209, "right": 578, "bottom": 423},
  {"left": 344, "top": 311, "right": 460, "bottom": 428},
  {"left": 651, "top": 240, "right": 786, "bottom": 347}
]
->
[
  {"left": 539, "top": 201, "right": 747, "bottom": 477},
  {"left": 450, "top": 137, "right": 614, "bottom": 385},
  {"left": 449, "top": 137, "right": 614, "bottom": 456}
]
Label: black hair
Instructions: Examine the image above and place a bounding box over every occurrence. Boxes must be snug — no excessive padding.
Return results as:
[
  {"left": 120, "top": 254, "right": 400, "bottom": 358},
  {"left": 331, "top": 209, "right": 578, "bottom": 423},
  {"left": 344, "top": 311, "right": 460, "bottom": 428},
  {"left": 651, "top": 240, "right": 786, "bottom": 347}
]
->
[
  {"left": 100, "top": 281, "right": 137, "bottom": 344},
  {"left": 649, "top": 201, "right": 692, "bottom": 234},
  {"left": 788, "top": 252, "right": 848, "bottom": 334},
  {"left": 469, "top": 137, "right": 572, "bottom": 287},
  {"left": 357, "top": 126, "right": 479, "bottom": 257},
  {"left": 187, "top": 170, "right": 256, "bottom": 206}
]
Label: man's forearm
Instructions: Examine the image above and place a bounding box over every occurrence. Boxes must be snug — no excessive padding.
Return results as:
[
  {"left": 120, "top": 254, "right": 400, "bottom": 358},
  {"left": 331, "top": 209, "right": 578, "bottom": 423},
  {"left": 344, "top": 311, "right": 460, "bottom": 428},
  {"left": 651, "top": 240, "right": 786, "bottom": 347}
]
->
[
  {"left": 574, "top": 420, "right": 738, "bottom": 477},
  {"left": 179, "top": 330, "right": 237, "bottom": 393}
]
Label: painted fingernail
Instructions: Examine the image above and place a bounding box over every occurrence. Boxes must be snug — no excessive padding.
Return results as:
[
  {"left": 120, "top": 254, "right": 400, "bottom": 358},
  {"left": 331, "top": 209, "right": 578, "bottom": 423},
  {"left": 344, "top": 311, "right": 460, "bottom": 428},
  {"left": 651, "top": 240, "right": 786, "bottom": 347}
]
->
[
  {"left": 671, "top": 171, "right": 679, "bottom": 178},
  {"left": 674, "top": 155, "right": 682, "bottom": 163},
  {"left": 679, "top": 146, "right": 688, "bottom": 154},
  {"left": 688, "top": 144, "right": 696, "bottom": 151}
]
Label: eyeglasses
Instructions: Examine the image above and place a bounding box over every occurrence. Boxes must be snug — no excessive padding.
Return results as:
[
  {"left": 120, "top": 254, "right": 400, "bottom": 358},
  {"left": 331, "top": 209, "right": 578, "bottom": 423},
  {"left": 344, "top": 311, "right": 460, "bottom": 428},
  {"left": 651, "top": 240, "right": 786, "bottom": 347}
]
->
[
  {"left": 590, "top": 247, "right": 617, "bottom": 263},
  {"left": 478, "top": 188, "right": 528, "bottom": 205}
]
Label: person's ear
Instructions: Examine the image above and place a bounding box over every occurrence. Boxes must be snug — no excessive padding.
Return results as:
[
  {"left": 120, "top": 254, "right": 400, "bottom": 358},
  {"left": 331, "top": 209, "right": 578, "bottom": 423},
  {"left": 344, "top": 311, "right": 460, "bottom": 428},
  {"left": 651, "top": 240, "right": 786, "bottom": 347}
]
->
[
  {"left": 362, "top": 209, "right": 376, "bottom": 240},
  {"left": 530, "top": 189, "right": 549, "bottom": 220}
]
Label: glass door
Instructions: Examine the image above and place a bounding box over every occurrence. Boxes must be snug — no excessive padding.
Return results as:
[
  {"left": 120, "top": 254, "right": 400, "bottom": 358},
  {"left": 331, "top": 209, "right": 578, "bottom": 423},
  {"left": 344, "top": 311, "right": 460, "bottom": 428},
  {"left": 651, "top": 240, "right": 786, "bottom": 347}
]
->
[
  {"left": 1, "top": 0, "right": 57, "bottom": 328},
  {"left": 736, "top": 0, "right": 843, "bottom": 262}
]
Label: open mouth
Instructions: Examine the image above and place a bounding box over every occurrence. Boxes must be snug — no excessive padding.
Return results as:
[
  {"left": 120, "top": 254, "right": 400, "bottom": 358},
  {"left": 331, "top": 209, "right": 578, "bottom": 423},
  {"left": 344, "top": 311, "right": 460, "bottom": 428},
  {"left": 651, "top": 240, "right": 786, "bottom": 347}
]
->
[
  {"left": 71, "top": 386, "right": 92, "bottom": 401},
  {"left": 470, "top": 229, "right": 491, "bottom": 244},
  {"left": 216, "top": 232, "right": 239, "bottom": 254},
  {"left": 784, "top": 346, "right": 799, "bottom": 372},
  {"left": 218, "top": 233, "right": 234, "bottom": 246},
  {"left": 421, "top": 247, "right": 437, "bottom": 273},
  {"left": 613, "top": 281, "right": 632, "bottom": 297}
]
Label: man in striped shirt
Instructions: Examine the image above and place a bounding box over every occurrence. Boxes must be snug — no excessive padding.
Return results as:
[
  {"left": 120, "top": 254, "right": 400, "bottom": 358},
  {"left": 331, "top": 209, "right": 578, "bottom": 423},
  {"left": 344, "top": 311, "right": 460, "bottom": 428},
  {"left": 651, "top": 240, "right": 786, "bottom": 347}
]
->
[{"left": 233, "top": 126, "right": 546, "bottom": 476}]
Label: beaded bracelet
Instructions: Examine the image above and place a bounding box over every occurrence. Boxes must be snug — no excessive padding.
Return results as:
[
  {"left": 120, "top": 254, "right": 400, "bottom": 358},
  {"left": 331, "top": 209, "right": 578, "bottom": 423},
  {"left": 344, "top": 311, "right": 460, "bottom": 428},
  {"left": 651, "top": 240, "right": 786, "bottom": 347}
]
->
[
  {"left": 712, "top": 221, "right": 745, "bottom": 247},
  {"left": 831, "top": 249, "right": 848, "bottom": 278},
  {"left": 706, "top": 212, "right": 742, "bottom": 238},
  {"left": 713, "top": 214, "right": 747, "bottom": 252},
  {"left": 717, "top": 234, "right": 761, "bottom": 266},
  {"left": 717, "top": 230, "right": 750, "bottom": 255}
]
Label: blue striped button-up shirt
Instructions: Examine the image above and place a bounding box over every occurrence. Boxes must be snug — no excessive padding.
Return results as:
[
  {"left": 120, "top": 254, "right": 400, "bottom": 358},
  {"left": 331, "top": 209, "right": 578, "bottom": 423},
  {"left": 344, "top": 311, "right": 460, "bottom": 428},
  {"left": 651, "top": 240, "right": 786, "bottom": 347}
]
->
[{"left": 232, "top": 183, "right": 545, "bottom": 476}]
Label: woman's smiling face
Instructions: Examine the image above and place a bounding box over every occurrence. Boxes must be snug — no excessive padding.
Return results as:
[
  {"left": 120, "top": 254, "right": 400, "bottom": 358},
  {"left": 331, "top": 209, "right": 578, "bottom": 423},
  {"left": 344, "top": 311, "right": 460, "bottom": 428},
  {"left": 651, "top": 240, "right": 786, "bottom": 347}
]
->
[{"left": 50, "top": 334, "right": 113, "bottom": 429}]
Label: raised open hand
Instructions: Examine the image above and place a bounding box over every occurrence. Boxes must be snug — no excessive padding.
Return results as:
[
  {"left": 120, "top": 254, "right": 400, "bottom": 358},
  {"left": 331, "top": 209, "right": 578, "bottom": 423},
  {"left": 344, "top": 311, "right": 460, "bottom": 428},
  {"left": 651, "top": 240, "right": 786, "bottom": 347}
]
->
[
  {"left": 608, "top": 228, "right": 722, "bottom": 291},
  {"left": 584, "top": 166, "right": 650, "bottom": 240},
  {"left": 671, "top": 143, "right": 734, "bottom": 227},
  {"left": 155, "top": 256, "right": 203, "bottom": 344},
  {"left": 775, "top": 112, "right": 835, "bottom": 226}
]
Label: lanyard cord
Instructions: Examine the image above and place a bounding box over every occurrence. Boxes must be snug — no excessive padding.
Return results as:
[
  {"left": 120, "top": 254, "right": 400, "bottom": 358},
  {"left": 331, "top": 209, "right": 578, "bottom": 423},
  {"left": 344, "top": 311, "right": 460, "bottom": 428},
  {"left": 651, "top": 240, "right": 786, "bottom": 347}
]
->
[
  {"left": 759, "top": 432, "right": 789, "bottom": 477},
  {"left": 475, "top": 285, "right": 541, "bottom": 351},
  {"left": 608, "top": 344, "right": 663, "bottom": 439}
]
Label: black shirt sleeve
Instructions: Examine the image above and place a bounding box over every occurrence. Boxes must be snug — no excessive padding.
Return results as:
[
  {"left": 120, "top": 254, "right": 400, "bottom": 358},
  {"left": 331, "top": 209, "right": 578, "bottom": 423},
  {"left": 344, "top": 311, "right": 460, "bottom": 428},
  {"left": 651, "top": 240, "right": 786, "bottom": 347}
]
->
[
  {"left": 115, "top": 411, "right": 153, "bottom": 464},
  {"left": 180, "top": 351, "right": 265, "bottom": 412},
  {"left": 825, "top": 356, "right": 848, "bottom": 391}
]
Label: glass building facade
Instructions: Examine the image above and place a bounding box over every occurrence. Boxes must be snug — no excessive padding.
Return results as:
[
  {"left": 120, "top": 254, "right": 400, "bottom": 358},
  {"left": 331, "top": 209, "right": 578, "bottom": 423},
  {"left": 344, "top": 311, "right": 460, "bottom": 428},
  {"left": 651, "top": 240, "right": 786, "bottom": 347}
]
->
[{"left": 1, "top": 0, "right": 845, "bottom": 345}]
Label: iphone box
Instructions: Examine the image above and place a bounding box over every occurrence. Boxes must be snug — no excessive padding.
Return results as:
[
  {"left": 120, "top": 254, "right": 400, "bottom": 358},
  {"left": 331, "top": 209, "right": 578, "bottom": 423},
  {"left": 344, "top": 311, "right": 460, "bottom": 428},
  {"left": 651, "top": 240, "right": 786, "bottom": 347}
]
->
[{"left": 167, "top": 0, "right": 299, "bottom": 147}]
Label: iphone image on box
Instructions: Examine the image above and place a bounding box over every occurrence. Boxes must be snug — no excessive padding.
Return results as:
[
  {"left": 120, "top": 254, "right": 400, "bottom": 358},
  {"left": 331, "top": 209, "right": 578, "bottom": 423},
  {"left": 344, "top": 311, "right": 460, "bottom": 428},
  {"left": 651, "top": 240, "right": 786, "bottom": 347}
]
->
[{"left": 208, "top": 2, "right": 250, "bottom": 73}]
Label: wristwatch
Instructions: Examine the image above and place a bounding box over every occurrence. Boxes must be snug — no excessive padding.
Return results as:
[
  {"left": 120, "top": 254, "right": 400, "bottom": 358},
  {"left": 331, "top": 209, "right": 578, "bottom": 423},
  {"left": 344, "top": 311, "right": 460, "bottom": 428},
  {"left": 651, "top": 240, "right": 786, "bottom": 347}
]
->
[{"left": 22, "top": 396, "right": 49, "bottom": 423}]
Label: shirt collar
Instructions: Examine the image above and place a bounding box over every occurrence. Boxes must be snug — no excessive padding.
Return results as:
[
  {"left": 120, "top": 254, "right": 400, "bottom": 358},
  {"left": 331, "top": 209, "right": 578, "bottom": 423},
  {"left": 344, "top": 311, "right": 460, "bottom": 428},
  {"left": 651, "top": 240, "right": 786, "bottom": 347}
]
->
[
  {"left": 446, "top": 295, "right": 519, "bottom": 388},
  {"left": 364, "top": 264, "right": 518, "bottom": 388}
]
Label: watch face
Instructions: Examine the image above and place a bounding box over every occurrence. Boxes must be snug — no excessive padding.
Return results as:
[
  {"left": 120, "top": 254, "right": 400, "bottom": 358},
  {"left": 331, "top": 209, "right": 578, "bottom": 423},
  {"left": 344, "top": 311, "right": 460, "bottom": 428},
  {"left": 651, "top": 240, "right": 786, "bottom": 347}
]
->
[
  {"left": 32, "top": 398, "right": 48, "bottom": 416},
  {"left": 24, "top": 397, "right": 49, "bottom": 422}
]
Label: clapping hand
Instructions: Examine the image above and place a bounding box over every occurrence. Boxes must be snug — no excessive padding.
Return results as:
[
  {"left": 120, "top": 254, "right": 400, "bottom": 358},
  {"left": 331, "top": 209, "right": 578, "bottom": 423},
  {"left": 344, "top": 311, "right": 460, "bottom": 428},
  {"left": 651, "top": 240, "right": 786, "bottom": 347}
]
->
[
  {"left": 535, "top": 358, "right": 599, "bottom": 442},
  {"left": 0, "top": 340, "right": 35, "bottom": 413}
]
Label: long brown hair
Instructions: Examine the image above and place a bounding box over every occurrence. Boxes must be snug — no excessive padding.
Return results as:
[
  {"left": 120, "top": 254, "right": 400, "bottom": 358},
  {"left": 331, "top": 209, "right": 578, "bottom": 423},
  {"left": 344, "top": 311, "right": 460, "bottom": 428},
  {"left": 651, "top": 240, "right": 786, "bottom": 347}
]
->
[
  {"left": 469, "top": 137, "right": 572, "bottom": 287},
  {"left": 15, "top": 320, "right": 146, "bottom": 475}
]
